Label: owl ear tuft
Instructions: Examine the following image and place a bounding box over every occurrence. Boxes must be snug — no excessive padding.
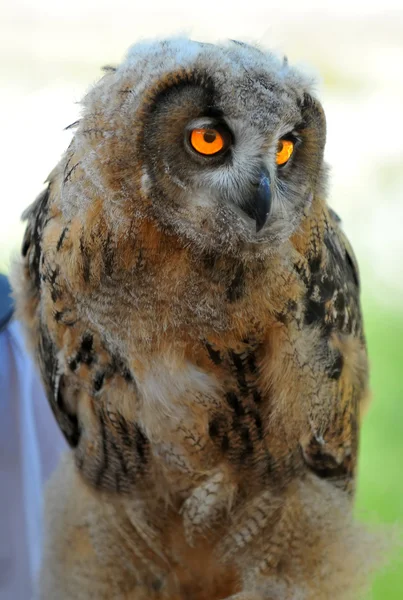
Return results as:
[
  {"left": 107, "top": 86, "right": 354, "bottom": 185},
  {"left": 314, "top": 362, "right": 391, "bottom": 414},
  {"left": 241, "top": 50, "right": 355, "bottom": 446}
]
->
[
  {"left": 297, "top": 93, "right": 327, "bottom": 190},
  {"left": 299, "top": 92, "right": 327, "bottom": 147}
]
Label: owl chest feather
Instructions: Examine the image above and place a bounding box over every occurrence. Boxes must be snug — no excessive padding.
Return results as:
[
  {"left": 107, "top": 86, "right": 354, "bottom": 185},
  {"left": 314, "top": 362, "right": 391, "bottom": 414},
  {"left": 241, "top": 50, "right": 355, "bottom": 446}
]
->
[{"left": 29, "top": 191, "right": 363, "bottom": 503}]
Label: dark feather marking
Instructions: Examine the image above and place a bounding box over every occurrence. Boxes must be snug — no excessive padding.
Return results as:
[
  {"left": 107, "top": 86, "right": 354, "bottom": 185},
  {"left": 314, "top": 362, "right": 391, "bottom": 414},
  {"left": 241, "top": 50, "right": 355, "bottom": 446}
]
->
[
  {"left": 301, "top": 440, "right": 352, "bottom": 483},
  {"left": 208, "top": 418, "right": 220, "bottom": 438},
  {"left": 50, "top": 289, "right": 61, "bottom": 303},
  {"left": 48, "top": 266, "right": 58, "bottom": 285},
  {"left": 38, "top": 323, "right": 80, "bottom": 447},
  {"left": 312, "top": 461, "right": 351, "bottom": 480},
  {"left": 253, "top": 410, "right": 264, "bottom": 438},
  {"left": 252, "top": 390, "right": 262, "bottom": 404},
  {"left": 63, "top": 161, "right": 80, "bottom": 184},
  {"left": 116, "top": 415, "right": 133, "bottom": 447},
  {"left": 229, "top": 351, "right": 248, "bottom": 395},
  {"left": 102, "top": 232, "right": 115, "bottom": 276},
  {"left": 56, "top": 227, "right": 68, "bottom": 251},
  {"left": 80, "top": 235, "right": 91, "bottom": 283},
  {"left": 95, "top": 415, "right": 109, "bottom": 488},
  {"left": 53, "top": 310, "right": 76, "bottom": 326},
  {"left": 68, "top": 358, "right": 78, "bottom": 372},
  {"left": 227, "top": 263, "right": 245, "bottom": 302},
  {"left": 308, "top": 254, "right": 322, "bottom": 274},
  {"left": 346, "top": 250, "right": 360, "bottom": 287},
  {"left": 313, "top": 274, "right": 335, "bottom": 303},
  {"left": 109, "top": 438, "right": 129, "bottom": 477},
  {"left": 305, "top": 297, "right": 326, "bottom": 326},
  {"left": 246, "top": 352, "right": 258, "bottom": 374},
  {"left": 56, "top": 379, "right": 80, "bottom": 447},
  {"left": 81, "top": 333, "right": 93, "bottom": 353},
  {"left": 122, "top": 368, "right": 133, "bottom": 382},
  {"left": 93, "top": 371, "right": 105, "bottom": 392},
  {"left": 28, "top": 188, "right": 51, "bottom": 289},
  {"left": 64, "top": 120, "right": 80, "bottom": 130},
  {"left": 202, "top": 251, "right": 217, "bottom": 271},
  {"left": 22, "top": 227, "right": 31, "bottom": 257},
  {"left": 76, "top": 333, "right": 94, "bottom": 366},
  {"left": 225, "top": 391, "right": 245, "bottom": 417},
  {"left": 294, "top": 261, "right": 310, "bottom": 288},
  {"left": 324, "top": 232, "right": 359, "bottom": 289},
  {"left": 239, "top": 426, "right": 254, "bottom": 458},
  {"left": 208, "top": 415, "right": 230, "bottom": 453},
  {"left": 231, "top": 412, "right": 242, "bottom": 433},
  {"left": 82, "top": 128, "right": 104, "bottom": 137},
  {"left": 307, "top": 452, "right": 352, "bottom": 482},
  {"left": 334, "top": 292, "right": 346, "bottom": 314},
  {"left": 328, "top": 351, "right": 344, "bottom": 380},
  {"left": 221, "top": 433, "right": 230, "bottom": 452},
  {"left": 135, "top": 426, "right": 148, "bottom": 464},
  {"left": 111, "top": 354, "right": 134, "bottom": 382},
  {"left": 102, "top": 65, "right": 117, "bottom": 72},
  {"left": 205, "top": 341, "right": 222, "bottom": 365},
  {"left": 42, "top": 265, "right": 62, "bottom": 302}
]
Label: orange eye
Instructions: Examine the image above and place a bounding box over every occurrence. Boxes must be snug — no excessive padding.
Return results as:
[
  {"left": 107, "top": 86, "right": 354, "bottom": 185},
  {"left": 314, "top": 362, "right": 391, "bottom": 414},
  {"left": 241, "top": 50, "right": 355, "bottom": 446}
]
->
[
  {"left": 190, "top": 128, "right": 225, "bottom": 155},
  {"left": 276, "top": 139, "right": 294, "bottom": 165}
]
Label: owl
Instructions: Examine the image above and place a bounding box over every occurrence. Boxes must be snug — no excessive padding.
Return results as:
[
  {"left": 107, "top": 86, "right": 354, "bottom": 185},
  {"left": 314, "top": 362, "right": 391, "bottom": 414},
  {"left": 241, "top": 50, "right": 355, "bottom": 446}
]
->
[{"left": 13, "top": 38, "right": 380, "bottom": 599}]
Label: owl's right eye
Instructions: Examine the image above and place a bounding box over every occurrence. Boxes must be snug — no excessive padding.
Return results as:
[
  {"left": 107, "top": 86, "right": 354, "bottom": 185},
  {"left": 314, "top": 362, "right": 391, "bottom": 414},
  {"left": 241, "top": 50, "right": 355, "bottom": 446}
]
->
[
  {"left": 189, "top": 127, "right": 230, "bottom": 156},
  {"left": 276, "top": 139, "right": 295, "bottom": 166}
]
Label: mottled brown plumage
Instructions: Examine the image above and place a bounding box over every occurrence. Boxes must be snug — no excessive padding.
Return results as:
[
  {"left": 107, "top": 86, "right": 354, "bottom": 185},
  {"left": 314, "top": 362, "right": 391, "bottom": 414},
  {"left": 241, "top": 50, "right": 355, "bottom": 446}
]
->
[{"left": 13, "top": 38, "right": 379, "bottom": 599}]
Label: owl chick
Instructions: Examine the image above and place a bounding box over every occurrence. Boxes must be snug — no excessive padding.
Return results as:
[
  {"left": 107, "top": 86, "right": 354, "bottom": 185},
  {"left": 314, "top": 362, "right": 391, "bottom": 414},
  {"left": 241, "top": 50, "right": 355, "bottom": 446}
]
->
[{"left": 13, "top": 38, "right": 378, "bottom": 600}]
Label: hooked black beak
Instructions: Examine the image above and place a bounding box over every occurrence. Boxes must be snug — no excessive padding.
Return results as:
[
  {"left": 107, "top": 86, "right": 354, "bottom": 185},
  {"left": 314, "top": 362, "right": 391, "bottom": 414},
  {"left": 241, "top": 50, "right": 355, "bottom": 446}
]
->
[{"left": 241, "top": 168, "right": 272, "bottom": 233}]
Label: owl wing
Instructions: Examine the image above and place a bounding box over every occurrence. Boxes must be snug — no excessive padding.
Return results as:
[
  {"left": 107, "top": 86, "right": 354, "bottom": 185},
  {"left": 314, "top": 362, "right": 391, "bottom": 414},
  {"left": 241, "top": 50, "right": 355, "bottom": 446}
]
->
[
  {"left": 19, "top": 185, "right": 81, "bottom": 447},
  {"left": 300, "top": 207, "right": 368, "bottom": 491},
  {"left": 325, "top": 208, "right": 362, "bottom": 334},
  {"left": 18, "top": 181, "right": 149, "bottom": 492}
]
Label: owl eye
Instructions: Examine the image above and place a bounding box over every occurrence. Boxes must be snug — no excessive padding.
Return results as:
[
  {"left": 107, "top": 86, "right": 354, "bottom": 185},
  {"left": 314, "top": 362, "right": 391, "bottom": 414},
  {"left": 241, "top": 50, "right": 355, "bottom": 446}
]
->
[
  {"left": 276, "top": 139, "right": 294, "bottom": 166},
  {"left": 189, "top": 128, "right": 226, "bottom": 156}
]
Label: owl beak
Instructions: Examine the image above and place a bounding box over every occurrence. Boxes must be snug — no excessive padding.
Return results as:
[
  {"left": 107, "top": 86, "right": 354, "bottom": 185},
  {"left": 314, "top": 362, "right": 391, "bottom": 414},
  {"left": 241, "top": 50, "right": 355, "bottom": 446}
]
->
[{"left": 242, "top": 168, "right": 272, "bottom": 233}]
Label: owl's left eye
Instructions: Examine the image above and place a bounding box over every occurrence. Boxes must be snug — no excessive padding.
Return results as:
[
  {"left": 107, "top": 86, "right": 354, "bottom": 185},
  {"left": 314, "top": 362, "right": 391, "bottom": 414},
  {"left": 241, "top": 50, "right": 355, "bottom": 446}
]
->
[{"left": 189, "top": 128, "right": 229, "bottom": 156}]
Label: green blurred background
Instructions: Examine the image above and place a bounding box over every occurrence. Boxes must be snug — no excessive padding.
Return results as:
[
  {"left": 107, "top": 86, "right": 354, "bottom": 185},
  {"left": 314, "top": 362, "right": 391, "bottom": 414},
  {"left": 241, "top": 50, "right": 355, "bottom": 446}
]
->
[
  {"left": 1, "top": 1, "right": 402, "bottom": 596},
  {"left": 356, "top": 299, "right": 403, "bottom": 597}
]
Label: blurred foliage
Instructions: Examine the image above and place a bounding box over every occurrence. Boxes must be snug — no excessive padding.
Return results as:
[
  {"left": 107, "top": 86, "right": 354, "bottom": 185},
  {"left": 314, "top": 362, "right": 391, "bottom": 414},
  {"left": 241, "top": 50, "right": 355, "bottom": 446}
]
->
[{"left": 356, "top": 298, "right": 403, "bottom": 597}]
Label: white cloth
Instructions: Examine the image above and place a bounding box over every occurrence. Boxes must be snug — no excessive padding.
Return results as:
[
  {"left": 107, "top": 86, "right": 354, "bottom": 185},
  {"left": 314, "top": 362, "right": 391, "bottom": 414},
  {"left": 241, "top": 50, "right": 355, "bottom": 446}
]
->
[{"left": 0, "top": 321, "right": 67, "bottom": 600}]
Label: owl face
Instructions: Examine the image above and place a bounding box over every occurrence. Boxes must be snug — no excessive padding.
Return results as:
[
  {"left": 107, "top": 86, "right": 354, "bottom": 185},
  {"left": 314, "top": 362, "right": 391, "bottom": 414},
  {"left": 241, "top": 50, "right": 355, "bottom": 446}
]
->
[{"left": 71, "top": 39, "right": 327, "bottom": 258}]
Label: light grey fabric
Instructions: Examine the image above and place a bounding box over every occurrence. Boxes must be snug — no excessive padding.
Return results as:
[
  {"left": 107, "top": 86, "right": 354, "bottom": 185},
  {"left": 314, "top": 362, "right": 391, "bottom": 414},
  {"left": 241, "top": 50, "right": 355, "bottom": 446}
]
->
[{"left": 0, "top": 321, "right": 67, "bottom": 600}]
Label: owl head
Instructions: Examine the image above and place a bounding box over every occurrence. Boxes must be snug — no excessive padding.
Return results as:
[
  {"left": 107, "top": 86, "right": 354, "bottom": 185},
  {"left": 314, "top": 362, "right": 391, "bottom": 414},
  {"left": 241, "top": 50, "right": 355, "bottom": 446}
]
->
[{"left": 64, "top": 38, "right": 327, "bottom": 259}]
